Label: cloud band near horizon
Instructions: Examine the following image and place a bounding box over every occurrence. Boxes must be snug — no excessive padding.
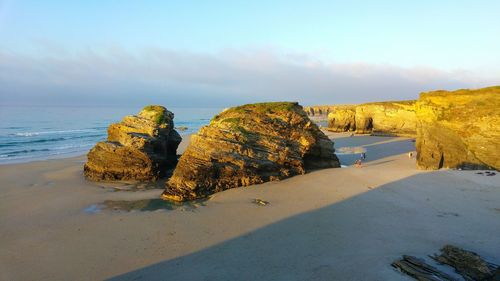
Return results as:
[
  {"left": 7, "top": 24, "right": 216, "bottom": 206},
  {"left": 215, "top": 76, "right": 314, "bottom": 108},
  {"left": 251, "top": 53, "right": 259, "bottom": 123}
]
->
[{"left": 1, "top": 48, "right": 498, "bottom": 107}]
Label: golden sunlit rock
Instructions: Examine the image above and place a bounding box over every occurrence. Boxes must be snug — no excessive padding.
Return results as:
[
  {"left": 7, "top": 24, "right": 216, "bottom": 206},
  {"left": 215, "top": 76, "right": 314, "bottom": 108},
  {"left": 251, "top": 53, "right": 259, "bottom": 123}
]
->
[{"left": 162, "top": 102, "right": 340, "bottom": 201}]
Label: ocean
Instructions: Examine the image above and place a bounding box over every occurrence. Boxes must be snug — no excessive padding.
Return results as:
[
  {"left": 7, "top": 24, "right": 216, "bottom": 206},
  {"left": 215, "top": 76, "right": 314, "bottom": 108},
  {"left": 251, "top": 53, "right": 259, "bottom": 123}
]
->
[{"left": 0, "top": 105, "right": 221, "bottom": 164}]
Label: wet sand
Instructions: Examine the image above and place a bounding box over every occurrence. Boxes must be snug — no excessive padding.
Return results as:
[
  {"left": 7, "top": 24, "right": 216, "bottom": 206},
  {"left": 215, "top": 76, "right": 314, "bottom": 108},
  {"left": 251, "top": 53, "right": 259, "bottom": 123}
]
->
[{"left": 1, "top": 132, "right": 499, "bottom": 280}]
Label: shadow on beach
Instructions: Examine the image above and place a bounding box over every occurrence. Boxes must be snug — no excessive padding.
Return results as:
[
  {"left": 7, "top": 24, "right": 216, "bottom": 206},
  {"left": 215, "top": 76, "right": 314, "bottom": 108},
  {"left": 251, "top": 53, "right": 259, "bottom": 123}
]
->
[
  {"left": 108, "top": 173, "right": 499, "bottom": 281},
  {"left": 333, "top": 135, "right": 415, "bottom": 166}
]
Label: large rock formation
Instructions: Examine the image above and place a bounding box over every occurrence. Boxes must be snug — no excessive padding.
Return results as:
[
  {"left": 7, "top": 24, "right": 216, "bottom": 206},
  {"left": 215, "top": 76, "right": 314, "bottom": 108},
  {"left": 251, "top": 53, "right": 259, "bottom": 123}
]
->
[
  {"left": 416, "top": 87, "right": 500, "bottom": 170},
  {"left": 162, "top": 102, "right": 340, "bottom": 201},
  {"left": 327, "top": 105, "right": 357, "bottom": 132},
  {"left": 84, "top": 105, "right": 182, "bottom": 181},
  {"left": 304, "top": 105, "right": 337, "bottom": 117},
  {"left": 354, "top": 100, "right": 416, "bottom": 136},
  {"left": 325, "top": 101, "right": 417, "bottom": 136}
]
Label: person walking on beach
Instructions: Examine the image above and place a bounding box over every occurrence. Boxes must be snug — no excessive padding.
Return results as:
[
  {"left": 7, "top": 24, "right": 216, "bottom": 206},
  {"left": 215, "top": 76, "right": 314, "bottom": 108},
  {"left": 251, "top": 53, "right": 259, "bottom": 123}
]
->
[{"left": 360, "top": 152, "right": 366, "bottom": 160}]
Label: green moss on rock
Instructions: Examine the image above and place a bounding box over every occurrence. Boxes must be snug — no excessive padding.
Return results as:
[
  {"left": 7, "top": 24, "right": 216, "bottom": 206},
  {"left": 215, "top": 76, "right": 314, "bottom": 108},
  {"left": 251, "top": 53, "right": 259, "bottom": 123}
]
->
[
  {"left": 162, "top": 101, "right": 339, "bottom": 202},
  {"left": 141, "top": 105, "right": 168, "bottom": 125},
  {"left": 229, "top": 102, "right": 299, "bottom": 114}
]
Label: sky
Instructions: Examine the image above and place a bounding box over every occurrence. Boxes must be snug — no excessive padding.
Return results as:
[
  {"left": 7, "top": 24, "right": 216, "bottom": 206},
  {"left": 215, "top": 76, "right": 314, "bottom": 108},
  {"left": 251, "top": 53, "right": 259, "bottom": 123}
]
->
[{"left": 0, "top": 0, "right": 499, "bottom": 107}]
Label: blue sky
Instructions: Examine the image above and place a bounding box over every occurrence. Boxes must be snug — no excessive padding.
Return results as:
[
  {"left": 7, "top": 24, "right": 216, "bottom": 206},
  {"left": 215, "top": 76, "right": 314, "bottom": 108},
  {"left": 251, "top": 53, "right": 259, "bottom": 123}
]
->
[{"left": 0, "top": 0, "right": 499, "bottom": 106}]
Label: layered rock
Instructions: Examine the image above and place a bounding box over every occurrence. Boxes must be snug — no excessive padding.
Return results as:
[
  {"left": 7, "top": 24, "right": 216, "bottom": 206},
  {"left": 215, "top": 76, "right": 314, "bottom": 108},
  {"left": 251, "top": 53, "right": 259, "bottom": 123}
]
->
[
  {"left": 354, "top": 100, "right": 416, "bottom": 136},
  {"left": 324, "top": 101, "right": 416, "bottom": 136},
  {"left": 84, "top": 105, "right": 181, "bottom": 181},
  {"left": 162, "top": 102, "right": 340, "bottom": 201},
  {"left": 416, "top": 87, "right": 500, "bottom": 170},
  {"left": 304, "top": 105, "right": 337, "bottom": 117},
  {"left": 327, "top": 105, "right": 357, "bottom": 132}
]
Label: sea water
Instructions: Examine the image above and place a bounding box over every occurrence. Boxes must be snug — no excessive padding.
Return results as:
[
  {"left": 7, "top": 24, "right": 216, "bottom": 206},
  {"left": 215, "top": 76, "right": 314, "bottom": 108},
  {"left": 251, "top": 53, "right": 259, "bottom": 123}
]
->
[{"left": 0, "top": 105, "right": 221, "bottom": 164}]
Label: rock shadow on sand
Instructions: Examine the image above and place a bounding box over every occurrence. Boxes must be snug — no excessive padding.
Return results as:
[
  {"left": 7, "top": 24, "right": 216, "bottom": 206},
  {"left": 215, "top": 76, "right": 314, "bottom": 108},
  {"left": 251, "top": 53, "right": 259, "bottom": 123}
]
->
[
  {"left": 108, "top": 171, "right": 500, "bottom": 281},
  {"left": 334, "top": 136, "right": 415, "bottom": 166}
]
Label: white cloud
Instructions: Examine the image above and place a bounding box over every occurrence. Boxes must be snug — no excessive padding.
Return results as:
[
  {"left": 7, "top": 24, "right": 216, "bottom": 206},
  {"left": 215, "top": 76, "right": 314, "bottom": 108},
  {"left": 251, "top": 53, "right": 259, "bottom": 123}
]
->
[{"left": 0, "top": 48, "right": 498, "bottom": 107}]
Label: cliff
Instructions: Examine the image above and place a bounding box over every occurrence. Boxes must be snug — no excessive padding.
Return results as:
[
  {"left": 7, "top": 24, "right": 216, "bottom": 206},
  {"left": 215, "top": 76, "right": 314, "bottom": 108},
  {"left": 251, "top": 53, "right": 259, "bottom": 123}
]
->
[
  {"left": 304, "top": 105, "right": 337, "bottom": 117},
  {"left": 84, "top": 105, "right": 181, "bottom": 181},
  {"left": 327, "top": 105, "right": 357, "bottom": 132},
  {"left": 162, "top": 102, "right": 340, "bottom": 201},
  {"left": 354, "top": 100, "right": 417, "bottom": 136},
  {"left": 416, "top": 87, "right": 500, "bottom": 170},
  {"left": 325, "top": 101, "right": 417, "bottom": 136}
]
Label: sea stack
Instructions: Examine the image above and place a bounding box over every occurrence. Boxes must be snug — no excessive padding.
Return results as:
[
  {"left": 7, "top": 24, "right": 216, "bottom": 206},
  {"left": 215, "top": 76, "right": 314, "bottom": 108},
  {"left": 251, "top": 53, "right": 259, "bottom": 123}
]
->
[
  {"left": 416, "top": 86, "right": 500, "bottom": 170},
  {"left": 162, "top": 102, "right": 340, "bottom": 201},
  {"left": 84, "top": 105, "right": 181, "bottom": 181}
]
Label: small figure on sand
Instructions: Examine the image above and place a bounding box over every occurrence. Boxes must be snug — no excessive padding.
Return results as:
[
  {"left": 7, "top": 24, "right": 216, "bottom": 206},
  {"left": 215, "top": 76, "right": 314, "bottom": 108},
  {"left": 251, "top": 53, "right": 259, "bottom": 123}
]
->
[
  {"left": 360, "top": 152, "right": 366, "bottom": 160},
  {"left": 408, "top": 152, "right": 413, "bottom": 158},
  {"left": 354, "top": 159, "right": 362, "bottom": 167}
]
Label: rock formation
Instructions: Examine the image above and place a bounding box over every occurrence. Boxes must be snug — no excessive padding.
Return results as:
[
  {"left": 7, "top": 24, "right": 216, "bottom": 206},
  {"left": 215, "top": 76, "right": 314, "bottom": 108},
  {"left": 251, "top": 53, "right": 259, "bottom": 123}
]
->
[
  {"left": 303, "top": 105, "right": 337, "bottom": 117},
  {"left": 416, "top": 87, "right": 500, "bottom": 170},
  {"left": 324, "top": 101, "right": 416, "bottom": 136},
  {"left": 84, "top": 105, "right": 181, "bottom": 181},
  {"left": 327, "top": 105, "right": 357, "bottom": 132},
  {"left": 162, "top": 102, "right": 340, "bottom": 201},
  {"left": 354, "top": 100, "right": 416, "bottom": 136}
]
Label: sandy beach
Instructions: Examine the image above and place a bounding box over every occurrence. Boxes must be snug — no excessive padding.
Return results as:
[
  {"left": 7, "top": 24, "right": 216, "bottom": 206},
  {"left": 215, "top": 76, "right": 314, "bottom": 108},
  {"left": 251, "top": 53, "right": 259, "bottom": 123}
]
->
[{"left": 1, "top": 132, "right": 499, "bottom": 281}]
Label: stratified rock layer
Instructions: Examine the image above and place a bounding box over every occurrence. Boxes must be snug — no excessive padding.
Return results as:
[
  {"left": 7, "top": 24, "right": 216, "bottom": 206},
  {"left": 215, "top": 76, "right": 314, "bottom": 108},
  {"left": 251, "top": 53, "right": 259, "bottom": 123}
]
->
[
  {"left": 84, "top": 105, "right": 181, "bottom": 181},
  {"left": 416, "top": 87, "right": 500, "bottom": 170},
  {"left": 327, "top": 105, "right": 357, "bottom": 132},
  {"left": 162, "top": 102, "right": 340, "bottom": 201},
  {"left": 325, "top": 101, "right": 417, "bottom": 136},
  {"left": 354, "top": 100, "right": 416, "bottom": 136},
  {"left": 304, "top": 105, "right": 337, "bottom": 117}
]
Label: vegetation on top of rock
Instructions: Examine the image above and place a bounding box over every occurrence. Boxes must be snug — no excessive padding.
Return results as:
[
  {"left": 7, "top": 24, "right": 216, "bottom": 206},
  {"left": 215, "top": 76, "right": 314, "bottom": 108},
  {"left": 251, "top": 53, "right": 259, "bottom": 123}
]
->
[
  {"left": 140, "top": 105, "right": 169, "bottom": 125},
  {"left": 420, "top": 86, "right": 500, "bottom": 98},
  {"left": 211, "top": 102, "right": 301, "bottom": 123},
  {"left": 162, "top": 101, "right": 340, "bottom": 202},
  {"left": 416, "top": 86, "right": 499, "bottom": 170},
  {"left": 84, "top": 105, "right": 181, "bottom": 181},
  {"left": 217, "top": 102, "right": 298, "bottom": 117},
  {"left": 142, "top": 105, "right": 166, "bottom": 112}
]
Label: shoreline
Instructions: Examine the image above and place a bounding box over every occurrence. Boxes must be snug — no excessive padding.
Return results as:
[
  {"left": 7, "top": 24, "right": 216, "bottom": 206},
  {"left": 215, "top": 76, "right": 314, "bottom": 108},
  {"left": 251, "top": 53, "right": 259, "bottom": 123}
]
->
[
  {"left": 0, "top": 132, "right": 194, "bottom": 166},
  {"left": 1, "top": 132, "right": 499, "bottom": 280}
]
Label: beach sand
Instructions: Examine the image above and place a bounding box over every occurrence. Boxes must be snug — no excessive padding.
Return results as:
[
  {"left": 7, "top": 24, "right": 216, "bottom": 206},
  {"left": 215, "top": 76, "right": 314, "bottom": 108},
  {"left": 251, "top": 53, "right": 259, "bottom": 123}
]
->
[{"left": 1, "top": 132, "right": 499, "bottom": 280}]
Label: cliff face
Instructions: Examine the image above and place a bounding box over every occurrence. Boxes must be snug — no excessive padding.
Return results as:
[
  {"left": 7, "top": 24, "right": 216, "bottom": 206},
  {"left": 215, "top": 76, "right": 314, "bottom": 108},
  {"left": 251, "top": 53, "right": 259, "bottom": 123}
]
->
[
  {"left": 304, "top": 105, "right": 337, "bottom": 117},
  {"left": 355, "top": 100, "right": 417, "bottom": 136},
  {"left": 162, "top": 102, "right": 340, "bottom": 201},
  {"left": 84, "top": 105, "right": 181, "bottom": 181},
  {"left": 416, "top": 87, "right": 500, "bottom": 170},
  {"left": 324, "top": 101, "right": 417, "bottom": 136},
  {"left": 327, "top": 105, "right": 357, "bottom": 132}
]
